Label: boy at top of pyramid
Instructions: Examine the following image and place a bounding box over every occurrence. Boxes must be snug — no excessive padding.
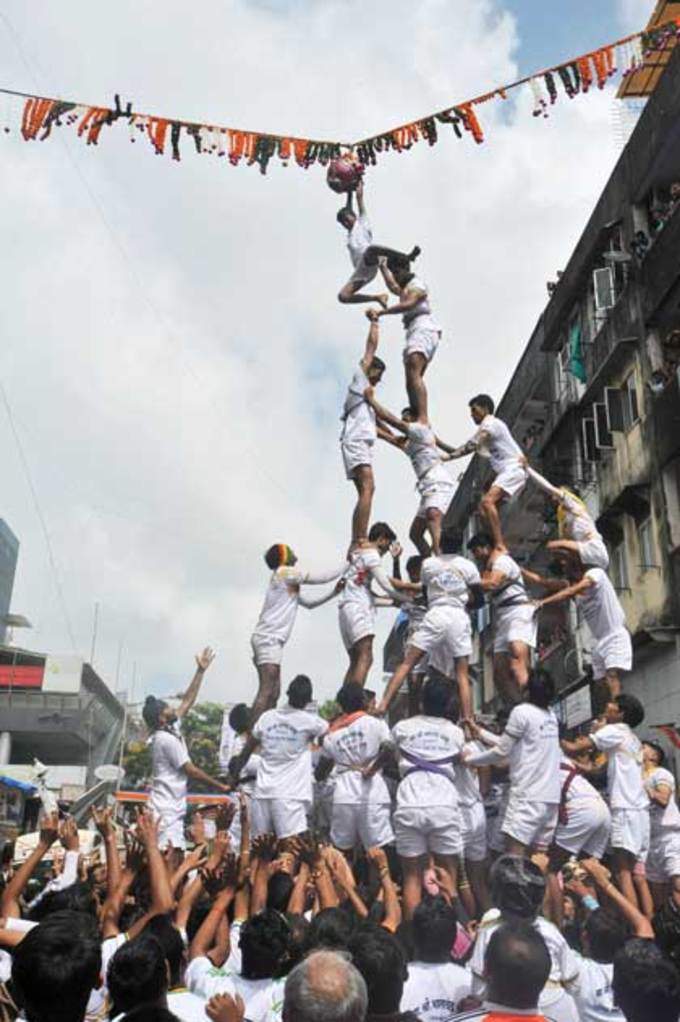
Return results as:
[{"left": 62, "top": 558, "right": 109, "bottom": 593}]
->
[{"left": 337, "top": 177, "right": 420, "bottom": 308}]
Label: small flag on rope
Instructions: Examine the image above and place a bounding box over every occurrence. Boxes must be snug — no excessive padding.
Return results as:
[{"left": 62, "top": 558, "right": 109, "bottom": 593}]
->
[{"left": 651, "top": 723, "right": 680, "bottom": 749}]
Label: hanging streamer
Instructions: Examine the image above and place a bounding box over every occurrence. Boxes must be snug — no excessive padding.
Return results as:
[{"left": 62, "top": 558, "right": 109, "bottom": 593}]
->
[{"left": 4, "top": 16, "right": 680, "bottom": 173}]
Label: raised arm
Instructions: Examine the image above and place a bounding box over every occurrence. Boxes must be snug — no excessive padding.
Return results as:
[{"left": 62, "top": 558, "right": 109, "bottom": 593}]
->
[
  {"left": 536, "top": 574, "right": 593, "bottom": 610},
  {"left": 178, "top": 647, "right": 216, "bottom": 719},
  {"left": 463, "top": 729, "right": 519, "bottom": 767},
  {"left": 184, "top": 760, "right": 233, "bottom": 794},
  {"left": 1, "top": 811, "right": 59, "bottom": 919},
  {"left": 365, "top": 391, "right": 409, "bottom": 435},
  {"left": 355, "top": 178, "right": 366, "bottom": 218},
  {"left": 372, "top": 281, "right": 426, "bottom": 318},
  {"left": 92, "top": 806, "right": 121, "bottom": 899},
  {"left": 298, "top": 580, "right": 343, "bottom": 611},
  {"left": 359, "top": 319, "right": 379, "bottom": 375},
  {"left": 581, "top": 859, "right": 654, "bottom": 937},
  {"left": 441, "top": 435, "right": 478, "bottom": 461},
  {"left": 521, "top": 567, "right": 568, "bottom": 593},
  {"left": 377, "top": 425, "right": 405, "bottom": 449},
  {"left": 526, "top": 466, "right": 563, "bottom": 501}
]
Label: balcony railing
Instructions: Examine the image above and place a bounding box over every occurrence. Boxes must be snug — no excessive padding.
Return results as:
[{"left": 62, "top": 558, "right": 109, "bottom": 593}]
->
[{"left": 641, "top": 204, "right": 680, "bottom": 321}]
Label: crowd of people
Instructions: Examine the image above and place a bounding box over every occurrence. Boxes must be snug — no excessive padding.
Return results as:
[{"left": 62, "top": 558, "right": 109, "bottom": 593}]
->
[{"left": 1, "top": 184, "right": 679, "bottom": 1022}]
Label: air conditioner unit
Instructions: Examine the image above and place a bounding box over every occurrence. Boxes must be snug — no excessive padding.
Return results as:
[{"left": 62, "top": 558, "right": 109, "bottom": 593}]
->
[{"left": 593, "top": 266, "right": 616, "bottom": 311}]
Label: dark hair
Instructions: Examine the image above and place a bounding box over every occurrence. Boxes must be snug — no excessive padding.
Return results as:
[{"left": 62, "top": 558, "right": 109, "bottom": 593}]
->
[
  {"left": 240, "top": 910, "right": 291, "bottom": 979},
  {"left": 401, "top": 406, "right": 417, "bottom": 419},
  {"left": 445, "top": 692, "right": 460, "bottom": 724},
  {"left": 406, "top": 555, "right": 422, "bottom": 580},
  {"left": 363, "top": 690, "right": 376, "bottom": 708},
  {"left": 412, "top": 895, "right": 458, "bottom": 963},
  {"left": 349, "top": 923, "right": 407, "bottom": 1015},
  {"left": 12, "top": 911, "right": 102, "bottom": 1022},
  {"left": 336, "top": 683, "right": 365, "bottom": 715},
  {"left": 485, "top": 922, "right": 551, "bottom": 1010},
  {"left": 368, "top": 522, "right": 396, "bottom": 544},
  {"left": 142, "top": 695, "right": 165, "bottom": 731},
  {"left": 440, "top": 529, "right": 463, "bottom": 555},
  {"left": 422, "top": 678, "right": 451, "bottom": 718},
  {"left": 615, "top": 693, "right": 645, "bottom": 729},
  {"left": 288, "top": 674, "right": 313, "bottom": 709},
  {"left": 229, "top": 703, "right": 251, "bottom": 735},
  {"left": 29, "top": 880, "right": 98, "bottom": 923},
  {"left": 337, "top": 207, "right": 354, "bottom": 225},
  {"left": 141, "top": 914, "right": 184, "bottom": 987},
  {"left": 613, "top": 938, "right": 680, "bottom": 1022},
  {"left": 526, "top": 667, "right": 555, "bottom": 709},
  {"left": 643, "top": 740, "right": 666, "bottom": 767},
  {"left": 490, "top": 855, "right": 545, "bottom": 920},
  {"left": 268, "top": 872, "right": 295, "bottom": 913},
  {"left": 304, "top": 907, "right": 355, "bottom": 953},
  {"left": 264, "top": 544, "right": 294, "bottom": 570},
  {"left": 467, "top": 532, "right": 494, "bottom": 552},
  {"left": 585, "top": 909, "right": 630, "bottom": 963},
  {"left": 653, "top": 900, "right": 680, "bottom": 970},
  {"left": 469, "top": 394, "right": 495, "bottom": 414},
  {"left": 369, "top": 356, "right": 386, "bottom": 374},
  {"left": 108, "top": 935, "right": 167, "bottom": 1017},
  {"left": 121, "top": 1010, "right": 179, "bottom": 1022}
]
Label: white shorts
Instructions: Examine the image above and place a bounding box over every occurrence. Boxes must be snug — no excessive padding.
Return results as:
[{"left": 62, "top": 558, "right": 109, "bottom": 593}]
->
[
  {"left": 156, "top": 815, "right": 186, "bottom": 851},
  {"left": 591, "top": 628, "right": 632, "bottom": 679},
  {"left": 493, "top": 461, "right": 528, "bottom": 499},
  {"left": 251, "top": 797, "right": 310, "bottom": 840},
  {"left": 347, "top": 255, "right": 379, "bottom": 288},
  {"left": 646, "top": 829, "right": 680, "bottom": 882},
  {"left": 393, "top": 802, "right": 462, "bottom": 858},
  {"left": 416, "top": 478, "right": 455, "bottom": 519},
  {"left": 576, "top": 536, "right": 609, "bottom": 570},
  {"left": 502, "top": 793, "right": 558, "bottom": 850},
  {"left": 460, "top": 802, "right": 488, "bottom": 862},
  {"left": 493, "top": 603, "right": 537, "bottom": 653},
  {"left": 341, "top": 438, "right": 374, "bottom": 480},
  {"left": 339, "top": 601, "right": 376, "bottom": 651},
  {"left": 330, "top": 802, "right": 394, "bottom": 851},
  {"left": 403, "top": 325, "right": 440, "bottom": 363},
  {"left": 610, "top": 807, "right": 650, "bottom": 860},
  {"left": 554, "top": 798, "right": 611, "bottom": 859},
  {"left": 251, "top": 633, "right": 285, "bottom": 667},
  {"left": 411, "top": 605, "right": 471, "bottom": 663}
]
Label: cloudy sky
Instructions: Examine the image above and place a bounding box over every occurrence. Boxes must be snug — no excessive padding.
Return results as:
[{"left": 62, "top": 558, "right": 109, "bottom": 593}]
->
[{"left": 0, "top": 0, "right": 653, "bottom": 707}]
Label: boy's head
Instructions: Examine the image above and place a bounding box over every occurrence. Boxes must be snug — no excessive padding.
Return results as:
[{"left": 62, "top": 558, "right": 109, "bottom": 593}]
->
[
  {"left": 406, "top": 555, "right": 422, "bottom": 583},
  {"left": 605, "top": 693, "right": 645, "bottom": 728},
  {"left": 583, "top": 908, "right": 630, "bottom": 964},
  {"left": 469, "top": 394, "right": 495, "bottom": 424},
  {"left": 265, "top": 543, "right": 298, "bottom": 570},
  {"left": 526, "top": 667, "right": 555, "bottom": 709},
  {"left": 337, "top": 207, "right": 356, "bottom": 231},
  {"left": 363, "top": 689, "right": 377, "bottom": 713},
  {"left": 108, "top": 934, "right": 167, "bottom": 1017},
  {"left": 484, "top": 923, "right": 551, "bottom": 1011},
  {"left": 12, "top": 910, "right": 102, "bottom": 1022},
  {"left": 349, "top": 923, "right": 408, "bottom": 1015},
  {"left": 490, "top": 855, "right": 545, "bottom": 920},
  {"left": 240, "top": 909, "right": 292, "bottom": 979},
  {"left": 288, "top": 674, "right": 313, "bottom": 709},
  {"left": 440, "top": 529, "right": 463, "bottom": 555},
  {"left": 411, "top": 895, "right": 458, "bottom": 963},
  {"left": 368, "top": 522, "right": 396, "bottom": 554},
  {"left": 467, "top": 531, "right": 494, "bottom": 568},
  {"left": 142, "top": 695, "right": 176, "bottom": 732},
  {"left": 336, "top": 682, "right": 365, "bottom": 715},
  {"left": 366, "top": 356, "right": 386, "bottom": 386},
  {"left": 613, "top": 938, "right": 680, "bottom": 1022},
  {"left": 386, "top": 255, "right": 413, "bottom": 289},
  {"left": 422, "top": 678, "right": 451, "bottom": 719},
  {"left": 141, "top": 914, "right": 184, "bottom": 987},
  {"left": 229, "top": 703, "right": 252, "bottom": 736},
  {"left": 643, "top": 740, "right": 665, "bottom": 768}
]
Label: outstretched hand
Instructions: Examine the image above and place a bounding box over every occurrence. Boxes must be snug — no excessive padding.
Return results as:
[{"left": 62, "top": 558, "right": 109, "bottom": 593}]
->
[
  {"left": 365, "top": 308, "right": 380, "bottom": 322},
  {"left": 195, "top": 646, "right": 216, "bottom": 672},
  {"left": 39, "top": 811, "right": 60, "bottom": 849}
]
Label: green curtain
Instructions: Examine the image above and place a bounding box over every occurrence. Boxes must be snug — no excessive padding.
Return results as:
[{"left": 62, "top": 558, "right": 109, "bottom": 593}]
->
[{"left": 568, "top": 322, "right": 587, "bottom": 383}]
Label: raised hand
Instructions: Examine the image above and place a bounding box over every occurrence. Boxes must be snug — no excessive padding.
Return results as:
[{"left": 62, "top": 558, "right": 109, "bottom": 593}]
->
[
  {"left": 183, "top": 843, "right": 208, "bottom": 872},
  {"left": 39, "top": 811, "right": 60, "bottom": 848},
  {"left": 199, "top": 854, "right": 238, "bottom": 896},
  {"left": 251, "top": 833, "right": 277, "bottom": 863},
  {"left": 215, "top": 801, "right": 237, "bottom": 833},
  {"left": 366, "top": 845, "right": 389, "bottom": 873},
  {"left": 135, "top": 810, "right": 160, "bottom": 849},
  {"left": 206, "top": 993, "right": 245, "bottom": 1022},
  {"left": 59, "top": 816, "right": 80, "bottom": 852},
  {"left": 92, "top": 805, "right": 115, "bottom": 840},
  {"left": 195, "top": 646, "right": 216, "bottom": 672},
  {"left": 124, "top": 832, "right": 147, "bottom": 874}
]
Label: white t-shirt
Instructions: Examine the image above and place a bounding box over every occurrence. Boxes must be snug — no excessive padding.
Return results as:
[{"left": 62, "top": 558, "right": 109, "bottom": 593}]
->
[
  {"left": 577, "top": 569, "right": 626, "bottom": 640},
  {"left": 646, "top": 766, "right": 680, "bottom": 831},
  {"left": 339, "top": 547, "right": 383, "bottom": 608},
  {"left": 591, "top": 723, "right": 647, "bottom": 810},
  {"left": 422, "top": 554, "right": 481, "bottom": 610},
  {"left": 405, "top": 422, "right": 443, "bottom": 481},
  {"left": 560, "top": 491, "right": 600, "bottom": 543},
  {"left": 245, "top": 977, "right": 286, "bottom": 1022},
  {"left": 149, "top": 726, "right": 189, "bottom": 822},
  {"left": 455, "top": 740, "right": 484, "bottom": 806},
  {"left": 322, "top": 714, "right": 391, "bottom": 804},
  {"left": 231, "top": 734, "right": 262, "bottom": 798},
  {"left": 471, "top": 910, "right": 579, "bottom": 1008},
  {"left": 168, "top": 988, "right": 214, "bottom": 1022},
  {"left": 347, "top": 213, "right": 372, "bottom": 268},
  {"left": 341, "top": 367, "right": 376, "bottom": 443},
  {"left": 566, "top": 955, "right": 624, "bottom": 1022},
  {"left": 252, "top": 566, "right": 305, "bottom": 645},
  {"left": 403, "top": 275, "right": 439, "bottom": 333},
  {"left": 504, "top": 704, "right": 561, "bottom": 803},
  {"left": 488, "top": 553, "right": 528, "bottom": 607},
  {"left": 253, "top": 705, "right": 328, "bottom": 801},
  {"left": 186, "top": 956, "right": 273, "bottom": 1008},
  {"left": 560, "top": 757, "right": 607, "bottom": 808},
  {"left": 392, "top": 715, "right": 464, "bottom": 808},
  {"left": 473, "top": 414, "right": 522, "bottom": 474},
  {"left": 400, "top": 961, "right": 472, "bottom": 1022}
]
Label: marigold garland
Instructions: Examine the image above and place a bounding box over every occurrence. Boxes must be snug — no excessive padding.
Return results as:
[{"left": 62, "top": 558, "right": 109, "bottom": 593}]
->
[{"left": 4, "top": 18, "right": 680, "bottom": 174}]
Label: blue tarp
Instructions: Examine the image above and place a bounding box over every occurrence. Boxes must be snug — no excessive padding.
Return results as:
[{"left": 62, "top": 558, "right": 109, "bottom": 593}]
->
[{"left": 0, "top": 775, "right": 37, "bottom": 794}]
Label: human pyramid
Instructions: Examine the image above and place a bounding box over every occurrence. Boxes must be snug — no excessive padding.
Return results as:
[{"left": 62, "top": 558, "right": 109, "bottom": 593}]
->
[{"left": 228, "top": 168, "right": 679, "bottom": 923}]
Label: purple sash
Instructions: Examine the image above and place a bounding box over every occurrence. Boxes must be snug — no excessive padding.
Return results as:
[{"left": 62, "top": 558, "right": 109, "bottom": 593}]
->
[{"left": 401, "top": 746, "right": 456, "bottom": 780}]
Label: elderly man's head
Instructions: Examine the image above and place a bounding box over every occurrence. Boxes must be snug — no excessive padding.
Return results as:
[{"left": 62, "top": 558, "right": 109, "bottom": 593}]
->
[{"left": 283, "top": 950, "right": 368, "bottom": 1022}]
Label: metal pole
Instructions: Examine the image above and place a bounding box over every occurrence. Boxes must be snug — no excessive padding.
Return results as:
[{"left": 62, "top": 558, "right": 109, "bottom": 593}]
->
[{"left": 89, "top": 602, "right": 100, "bottom": 665}]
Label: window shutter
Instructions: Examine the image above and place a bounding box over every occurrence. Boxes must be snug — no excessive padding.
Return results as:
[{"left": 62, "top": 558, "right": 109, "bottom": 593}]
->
[
  {"left": 582, "top": 418, "right": 600, "bottom": 462},
  {"left": 593, "top": 267, "right": 615, "bottom": 311},
  {"left": 594, "top": 402, "right": 614, "bottom": 448},
  {"left": 605, "top": 387, "right": 625, "bottom": 431}
]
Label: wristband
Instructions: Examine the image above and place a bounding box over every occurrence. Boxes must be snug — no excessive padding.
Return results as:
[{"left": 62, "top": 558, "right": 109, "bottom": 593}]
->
[{"left": 581, "top": 894, "right": 598, "bottom": 911}]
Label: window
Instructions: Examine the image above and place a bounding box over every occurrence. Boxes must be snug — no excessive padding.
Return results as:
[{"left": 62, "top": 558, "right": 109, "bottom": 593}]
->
[
  {"left": 611, "top": 541, "right": 630, "bottom": 592},
  {"left": 622, "top": 371, "right": 640, "bottom": 430},
  {"left": 637, "top": 517, "right": 654, "bottom": 569}
]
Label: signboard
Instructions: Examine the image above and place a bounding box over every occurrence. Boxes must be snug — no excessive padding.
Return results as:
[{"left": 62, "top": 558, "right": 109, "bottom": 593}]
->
[
  {"left": 42, "top": 654, "right": 83, "bottom": 694},
  {"left": 563, "top": 684, "right": 592, "bottom": 729},
  {"left": 0, "top": 664, "right": 44, "bottom": 688}
]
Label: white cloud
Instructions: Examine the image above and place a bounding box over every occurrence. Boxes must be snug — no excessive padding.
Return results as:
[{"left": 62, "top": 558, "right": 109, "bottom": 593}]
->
[
  {"left": 617, "top": 0, "right": 655, "bottom": 32},
  {"left": 0, "top": 0, "right": 622, "bottom": 708}
]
